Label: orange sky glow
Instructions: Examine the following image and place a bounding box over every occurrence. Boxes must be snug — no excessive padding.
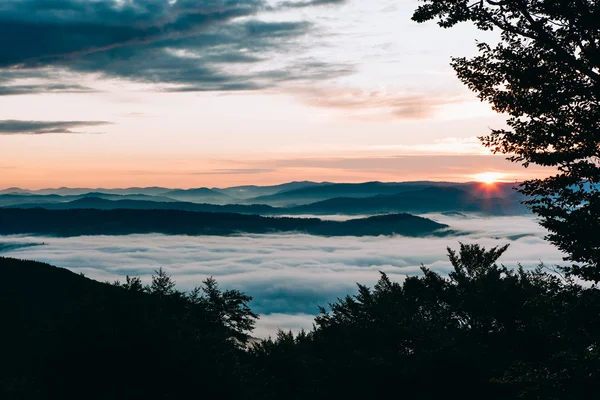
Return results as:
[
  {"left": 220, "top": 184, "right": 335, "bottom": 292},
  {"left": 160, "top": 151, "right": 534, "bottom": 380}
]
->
[{"left": 0, "top": 1, "right": 553, "bottom": 190}]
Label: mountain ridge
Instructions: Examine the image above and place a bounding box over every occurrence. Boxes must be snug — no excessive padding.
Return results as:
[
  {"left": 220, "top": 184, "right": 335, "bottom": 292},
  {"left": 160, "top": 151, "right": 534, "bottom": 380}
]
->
[{"left": 0, "top": 208, "right": 448, "bottom": 238}]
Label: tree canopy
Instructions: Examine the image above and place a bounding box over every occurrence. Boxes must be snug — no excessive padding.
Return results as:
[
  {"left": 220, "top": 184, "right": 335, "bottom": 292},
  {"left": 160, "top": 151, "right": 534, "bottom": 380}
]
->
[
  {"left": 3, "top": 242, "right": 600, "bottom": 399},
  {"left": 412, "top": 0, "right": 600, "bottom": 280},
  {"left": 249, "top": 244, "right": 600, "bottom": 399}
]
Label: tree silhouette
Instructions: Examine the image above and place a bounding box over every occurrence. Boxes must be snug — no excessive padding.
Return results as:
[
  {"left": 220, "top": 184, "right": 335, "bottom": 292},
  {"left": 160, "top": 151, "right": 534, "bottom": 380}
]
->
[
  {"left": 248, "top": 243, "right": 600, "bottom": 399},
  {"left": 148, "top": 267, "right": 176, "bottom": 296},
  {"left": 4, "top": 245, "right": 600, "bottom": 399},
  {"left": 412, "top": 0, "right": 600, "bottom": 280}
]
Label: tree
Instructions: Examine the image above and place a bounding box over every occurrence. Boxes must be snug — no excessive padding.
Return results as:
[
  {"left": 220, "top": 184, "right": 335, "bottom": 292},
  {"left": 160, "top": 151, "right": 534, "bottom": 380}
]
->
[
  {"left": 247, "top": 244, "right": 600, "bottom": 400},
  {"left": 412, "top": 1, "right": 600, "bottom": 280},
  {"left": 114, "top": 275, "right": 144, "bottom": 292},
  {"left": 148, "top": 267, "right": 176, "bottom": 297},
  {"left": 197, "top": 277, "right": 258, "bottom": 344}
]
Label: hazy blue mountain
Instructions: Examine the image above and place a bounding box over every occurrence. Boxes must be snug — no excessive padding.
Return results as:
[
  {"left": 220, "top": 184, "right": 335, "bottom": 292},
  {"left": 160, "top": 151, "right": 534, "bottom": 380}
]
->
[
  {"left": 0, "top": 193, "right": 177, "bottom": 207},
  {"left": 247, "top": 182, "right": 432, "bottom": 206},
  {"left": 216, "top": 181, "right": 327, "bottom": 199},
  {"left": 247, "top": 181, "right": 524, "bottom": 206},
  {"left": 0, "top": 187, "right": 32, "bottom": 195},
  {"left": 4, "top": 185, "right": 528, "bottom": 216},
  {"left": 461, "top": 182, "right": 521, "bottom": 198},
  {"left": 162, "top": 188, "right": 235, "bottom": 203},
  {"left": 288, "top": 187, "right": 528, "bottom": 215},
  {"left": 79, "top": 193, "right": 177, "bottom": 202},
  {"left": 0, "top": 181, "right": 529, "bottom": 209},
  {"left": 8, "top": 197, "right": 280, "bottom": 214},
  {"left": 25, "top": 187, "right": 173, "bottom": 196},
  {"left": 0, "top": 208, "right": 448, "bottom": 237},
  {"left": 0, "top": 194, "right": 66, "bottom": 206},
  {"left": 246, "top": 181, "right": 524, "bottom": 206}
]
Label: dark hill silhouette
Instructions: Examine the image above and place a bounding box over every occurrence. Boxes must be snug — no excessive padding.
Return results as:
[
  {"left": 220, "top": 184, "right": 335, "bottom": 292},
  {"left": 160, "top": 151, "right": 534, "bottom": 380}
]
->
[
  {"left": 289, "top": 186, "right": 528, "bottom": 215},
  {"left": 3, "top": 245, "right": 600, "bottom": 400},
  {"left": 0, "top": 257, "right": 255, "bottom": 399},
  {"left": 0, "top": 208, "right": 448, "bottom": 237}
]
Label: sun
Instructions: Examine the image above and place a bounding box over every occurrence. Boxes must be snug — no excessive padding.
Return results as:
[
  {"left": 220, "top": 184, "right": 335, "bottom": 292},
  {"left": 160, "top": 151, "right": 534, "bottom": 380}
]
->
[{"left": 473, "top": 172, "right": 504, "bottom": 185}]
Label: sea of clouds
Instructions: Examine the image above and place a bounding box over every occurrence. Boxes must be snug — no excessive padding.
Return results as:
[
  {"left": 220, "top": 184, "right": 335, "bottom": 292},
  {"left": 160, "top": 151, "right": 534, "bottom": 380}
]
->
[{"left": 0, "top": 214, "right": 565, "bottom": 337}]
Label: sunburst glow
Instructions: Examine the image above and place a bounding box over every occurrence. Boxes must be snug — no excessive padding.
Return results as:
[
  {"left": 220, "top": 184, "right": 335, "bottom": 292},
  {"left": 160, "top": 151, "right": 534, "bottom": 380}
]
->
[{"left": 473, "top": 172, "right": 504, "bottom": 185}]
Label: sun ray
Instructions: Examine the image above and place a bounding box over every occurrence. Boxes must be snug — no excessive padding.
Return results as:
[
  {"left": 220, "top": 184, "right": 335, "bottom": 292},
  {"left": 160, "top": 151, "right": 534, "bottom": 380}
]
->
[{"left": 472, "top": 172, "right": 504, "bottom": 185}]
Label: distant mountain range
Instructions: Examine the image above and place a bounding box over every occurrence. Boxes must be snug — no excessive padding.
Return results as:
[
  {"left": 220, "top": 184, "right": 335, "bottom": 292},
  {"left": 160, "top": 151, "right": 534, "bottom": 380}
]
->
[
  {"left": 0, "top": 186, "right": 172, "bottom": 196},
  {"left": 160, "top": 188, "right": 233, "bottom": 203},
  {"left": 214, "top": 181, "right": 327, "bottom": 199},
  {"left": 288, "top": 186, "right": 528, "bottom": 215},
  {"left": 0, "top": 181, "right": 327, "bottom": 199},
  {"left": 248, "top": 181, "right": 436, "bottom": 206},
  {"left": 0, "top": 209, "right": 449, "bottom": 238},
  {"left": 1, "top": 182, "right": 529, "bottom": 216},
  {"left": 10, "top": 197, "right": 279, "bottom": 214},
  {"left": 247, "top": 181, "right": 526, "bottom": 206}
]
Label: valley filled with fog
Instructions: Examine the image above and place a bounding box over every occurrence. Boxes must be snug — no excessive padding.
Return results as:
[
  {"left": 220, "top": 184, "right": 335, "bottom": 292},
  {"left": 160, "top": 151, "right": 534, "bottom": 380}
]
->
[{"left": 0, "top": 213, "right": 564, "bottom": 337}]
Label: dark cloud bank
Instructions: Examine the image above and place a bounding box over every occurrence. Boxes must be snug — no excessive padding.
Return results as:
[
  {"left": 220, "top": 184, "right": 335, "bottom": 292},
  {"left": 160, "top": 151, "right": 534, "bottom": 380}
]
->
[
  {"left": 0, "top": 120, "right": 111, "bottom": 134},
  {"left": 0, "top": 0, "right": 351, "bottom": 94}
]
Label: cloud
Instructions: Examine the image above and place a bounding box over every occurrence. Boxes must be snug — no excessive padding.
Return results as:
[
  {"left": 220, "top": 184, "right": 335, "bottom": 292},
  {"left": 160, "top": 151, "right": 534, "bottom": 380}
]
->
[
  {"left": 0, "top": 83, "right": 95, "bottom": 96},
  {"left": 235, "top": 154, "right": 553, "bottom": 181},
  {"left": 0, "top": 214, "right": 566, "bottom": 337},
  {"left": 278, "top": 0, "right": 348, "bottom": 9},
  {"left": 193, "top": 168, "right": 275, "bottom": 175},
  {"left": 292, "top": 87, "right": 465, "bottom": 120},
  {"left": 117, "top": 112, "right": 154, "bottom": 119},
  {"left": 253, "top": 313, "right": 316, "bottom": 338},
  {"left": 0, "top": 120, "right": 111, "bottom": 135},
  {"left": 0, "top": 0, "right": 351, "bottom": 93},
  {"left": 0, "top": 0, "right": 260, "bottom": 67}
]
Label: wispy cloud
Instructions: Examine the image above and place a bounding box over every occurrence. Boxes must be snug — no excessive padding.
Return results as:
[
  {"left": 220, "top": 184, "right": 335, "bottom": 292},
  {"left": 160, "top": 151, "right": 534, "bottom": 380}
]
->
[
  {"left": 193, "top": 168, "right": 275, "bottom": 175},
  {"left": 0, "top": 120, "right": 111, "bottom": 135},
  {"left": 0, "top": 83, "right": 95, "bottom": 96},
  {"left": 278, "top": 0, "right": 348, "bottom": 9},
  {"left": 231, "top": 154, "right": 552, "bottom": 182},
  {"left": 292, "top": 87, "right": 466, "bottom": 120}
]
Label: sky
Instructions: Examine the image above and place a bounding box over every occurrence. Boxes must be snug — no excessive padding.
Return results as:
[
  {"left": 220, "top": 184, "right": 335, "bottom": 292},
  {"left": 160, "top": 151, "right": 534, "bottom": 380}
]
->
[{"left": 0, "top": 0, "right": 552, "bottom": 189}]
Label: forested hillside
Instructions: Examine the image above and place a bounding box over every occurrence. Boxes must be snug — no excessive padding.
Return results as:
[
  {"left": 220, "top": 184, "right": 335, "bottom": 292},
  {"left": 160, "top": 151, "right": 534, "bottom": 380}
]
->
[{"left": 3, "top": 245, "right": 600, "bottom": 399}]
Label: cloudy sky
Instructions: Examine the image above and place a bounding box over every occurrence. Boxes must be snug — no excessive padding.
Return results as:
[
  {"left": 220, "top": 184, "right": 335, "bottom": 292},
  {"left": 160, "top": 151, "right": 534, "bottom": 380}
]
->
[{"left": 0, "top": 0, "right": 550, "bottom": 189}]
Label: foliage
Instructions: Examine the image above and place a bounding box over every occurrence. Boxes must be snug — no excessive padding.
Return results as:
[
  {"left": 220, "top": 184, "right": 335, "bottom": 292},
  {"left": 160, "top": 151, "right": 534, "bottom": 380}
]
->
[
  {"left": 248, "top": 244, "right": 600, "bottom": 400},
  {"left": 112, "top": 268, "right": 258, "bottom": 343},
  {"left": 3, "top": 243, "right": 600, "bottom": 399},
  {"left": 412, "top": 0, "right": 600, "bottom": 280},
  {"left": 0, "top": 259, "right": 257, "bottom": 400}
]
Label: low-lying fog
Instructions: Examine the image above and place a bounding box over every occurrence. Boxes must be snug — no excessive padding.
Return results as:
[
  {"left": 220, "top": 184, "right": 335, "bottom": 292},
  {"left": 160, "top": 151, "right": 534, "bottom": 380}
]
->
[{"left": 0, "top": 214, "right": 564, "bottom": 338}]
